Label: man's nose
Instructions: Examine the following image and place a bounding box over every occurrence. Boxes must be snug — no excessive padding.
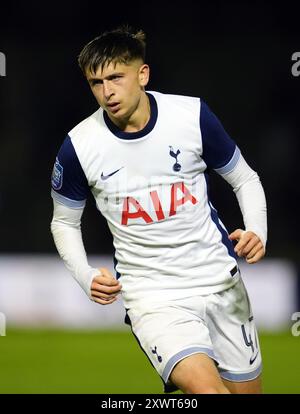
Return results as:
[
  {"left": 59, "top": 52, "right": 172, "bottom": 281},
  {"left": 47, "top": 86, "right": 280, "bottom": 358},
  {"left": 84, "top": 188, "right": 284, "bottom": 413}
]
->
[{"left": 103, "top": 80, "right": 113, "bottom": 99}]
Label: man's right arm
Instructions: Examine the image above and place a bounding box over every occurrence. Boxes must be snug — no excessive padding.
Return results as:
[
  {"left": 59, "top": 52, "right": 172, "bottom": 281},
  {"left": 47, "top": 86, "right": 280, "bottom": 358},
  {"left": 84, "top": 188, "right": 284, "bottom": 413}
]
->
[{"left": 50, "top": 135, "right": 121, "bottom": 304}]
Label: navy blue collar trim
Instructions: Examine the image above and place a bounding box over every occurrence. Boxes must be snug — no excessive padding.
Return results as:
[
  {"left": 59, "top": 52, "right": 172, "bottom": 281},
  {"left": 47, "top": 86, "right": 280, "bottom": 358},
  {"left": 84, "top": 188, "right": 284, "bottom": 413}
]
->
[{"left": 103, "top": 92, "right": 158, "bottom": 140}]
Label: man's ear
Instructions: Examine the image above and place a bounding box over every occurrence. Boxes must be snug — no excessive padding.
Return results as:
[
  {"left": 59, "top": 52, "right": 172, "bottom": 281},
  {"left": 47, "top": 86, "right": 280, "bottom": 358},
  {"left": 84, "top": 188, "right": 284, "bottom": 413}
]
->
[{"left": 139, "top": 64, "right": 150, "bottom": 87}]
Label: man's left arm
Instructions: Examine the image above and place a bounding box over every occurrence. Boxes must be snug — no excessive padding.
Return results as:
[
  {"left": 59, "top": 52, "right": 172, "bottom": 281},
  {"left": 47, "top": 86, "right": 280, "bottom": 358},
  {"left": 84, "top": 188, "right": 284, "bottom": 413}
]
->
[
  {"left": 200, "top": 100, "right": 267, "bottom": 264},
  {"left": 218, "top": 154, "right": 267, "bottom": 264}
]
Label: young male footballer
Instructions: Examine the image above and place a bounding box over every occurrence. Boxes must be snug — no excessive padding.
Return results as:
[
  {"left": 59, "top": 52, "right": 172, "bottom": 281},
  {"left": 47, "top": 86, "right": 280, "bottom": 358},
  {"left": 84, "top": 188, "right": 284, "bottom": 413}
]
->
[{"left": 51, "top": 26, "right": 267, "bottom": 394}]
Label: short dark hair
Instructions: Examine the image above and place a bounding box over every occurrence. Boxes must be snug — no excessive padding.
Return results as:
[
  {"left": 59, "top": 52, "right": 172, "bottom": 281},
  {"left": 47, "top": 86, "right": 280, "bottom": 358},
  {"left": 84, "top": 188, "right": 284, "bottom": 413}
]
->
[{"left": 78, "top": 25, "right": 146, "bottom": 75}]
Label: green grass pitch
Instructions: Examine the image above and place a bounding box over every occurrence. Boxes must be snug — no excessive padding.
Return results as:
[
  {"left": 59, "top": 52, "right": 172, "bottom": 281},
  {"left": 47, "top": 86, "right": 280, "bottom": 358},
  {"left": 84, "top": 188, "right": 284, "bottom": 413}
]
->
[{"left": 0, "top": 328, "right": 299, "bottom": 394}]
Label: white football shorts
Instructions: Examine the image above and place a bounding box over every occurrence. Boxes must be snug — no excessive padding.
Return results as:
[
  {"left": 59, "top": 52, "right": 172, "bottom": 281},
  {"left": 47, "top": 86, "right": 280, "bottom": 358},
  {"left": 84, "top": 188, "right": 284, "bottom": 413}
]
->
[{"left": 125, "top": 276, "right": 262, "bottom": 392}]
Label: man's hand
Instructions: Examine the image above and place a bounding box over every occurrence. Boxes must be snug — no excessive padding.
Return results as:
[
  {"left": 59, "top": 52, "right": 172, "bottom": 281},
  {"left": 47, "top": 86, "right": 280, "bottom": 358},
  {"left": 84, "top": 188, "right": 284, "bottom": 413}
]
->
[
  {"left": 228, "top": 229, "right": 265, "bottom": 264},
  {"left": 90, "top": 267, "right": 122, "bottom": 305}
]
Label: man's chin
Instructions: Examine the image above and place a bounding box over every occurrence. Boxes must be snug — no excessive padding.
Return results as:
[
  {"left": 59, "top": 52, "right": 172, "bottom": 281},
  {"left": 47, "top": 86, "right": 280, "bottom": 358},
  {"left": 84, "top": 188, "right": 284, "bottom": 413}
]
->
[
  {"left": 108, "top": 111, "right": 123, "bottom": 122},
  {"left": 106, "top": 109, "right": 128, "bottom": 126}
]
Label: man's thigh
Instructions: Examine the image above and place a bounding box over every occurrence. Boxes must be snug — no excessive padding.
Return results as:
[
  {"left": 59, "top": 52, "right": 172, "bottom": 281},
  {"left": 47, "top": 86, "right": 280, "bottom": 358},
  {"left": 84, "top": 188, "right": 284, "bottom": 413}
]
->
[
  {"left": 170, "top": 353, "right": 262, "bottom": 394},
  {"left": 170, "top": 353, "right": 230, "bottom": 394},
  {"left": 222, "top": 375, "right": 262, "bottom": 394}
]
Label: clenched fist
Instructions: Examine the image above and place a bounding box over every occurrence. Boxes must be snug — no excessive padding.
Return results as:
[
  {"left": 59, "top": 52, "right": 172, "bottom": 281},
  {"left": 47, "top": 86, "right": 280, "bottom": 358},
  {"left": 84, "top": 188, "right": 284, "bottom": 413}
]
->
[{"left": 90, "top": 267, "right": 122, "bottom": 305}]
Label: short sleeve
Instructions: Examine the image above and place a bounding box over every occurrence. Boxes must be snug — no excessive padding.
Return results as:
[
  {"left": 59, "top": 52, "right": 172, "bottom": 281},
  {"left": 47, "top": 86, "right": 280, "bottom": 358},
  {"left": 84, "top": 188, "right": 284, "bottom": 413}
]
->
[
  {"left": 51, "top": 135, "right": 90, "bottom": 208},
  {"left": 200, "top": 100, "right": 241, "bottom": 174}
]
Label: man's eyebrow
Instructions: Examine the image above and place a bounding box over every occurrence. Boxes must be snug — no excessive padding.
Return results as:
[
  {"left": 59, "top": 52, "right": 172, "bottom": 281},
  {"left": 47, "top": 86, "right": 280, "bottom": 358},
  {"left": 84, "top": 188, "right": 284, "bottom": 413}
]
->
[{"left": 88, "top": 72, "right": 125, "bottom": 84}]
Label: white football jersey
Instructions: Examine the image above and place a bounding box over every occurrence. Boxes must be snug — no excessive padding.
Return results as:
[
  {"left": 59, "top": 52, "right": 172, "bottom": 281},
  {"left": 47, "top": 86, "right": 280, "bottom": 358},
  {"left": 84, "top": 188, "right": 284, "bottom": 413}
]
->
[{"left": 51, "top": 91, "right": 242, "bottom": 306}]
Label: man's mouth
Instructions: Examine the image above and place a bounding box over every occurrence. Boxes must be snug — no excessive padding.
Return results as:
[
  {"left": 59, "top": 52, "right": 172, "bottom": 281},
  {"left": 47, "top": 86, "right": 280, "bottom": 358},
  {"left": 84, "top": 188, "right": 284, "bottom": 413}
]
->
[{"left": 107, "top": 102, "right": 120, "bottom": 113}]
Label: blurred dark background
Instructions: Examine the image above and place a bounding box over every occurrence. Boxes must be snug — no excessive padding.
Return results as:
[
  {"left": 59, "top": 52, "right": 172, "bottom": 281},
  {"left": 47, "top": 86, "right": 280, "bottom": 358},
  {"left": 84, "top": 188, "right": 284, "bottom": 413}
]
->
[{"left": 0, "top": 0, "right": 299, "bottom": 258}]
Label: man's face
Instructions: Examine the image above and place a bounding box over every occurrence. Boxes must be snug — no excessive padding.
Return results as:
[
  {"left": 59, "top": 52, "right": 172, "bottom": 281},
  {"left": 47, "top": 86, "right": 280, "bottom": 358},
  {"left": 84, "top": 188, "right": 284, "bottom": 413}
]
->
[{"left": 86, "top": 59, "right": 149, "bottom": 122}]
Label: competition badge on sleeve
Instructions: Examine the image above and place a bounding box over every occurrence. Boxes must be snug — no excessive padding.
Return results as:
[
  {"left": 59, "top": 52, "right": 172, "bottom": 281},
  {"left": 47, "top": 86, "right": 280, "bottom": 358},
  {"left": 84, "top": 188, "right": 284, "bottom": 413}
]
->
[{"left": 51, "top": 158, "right": 63, "bottom": 190}]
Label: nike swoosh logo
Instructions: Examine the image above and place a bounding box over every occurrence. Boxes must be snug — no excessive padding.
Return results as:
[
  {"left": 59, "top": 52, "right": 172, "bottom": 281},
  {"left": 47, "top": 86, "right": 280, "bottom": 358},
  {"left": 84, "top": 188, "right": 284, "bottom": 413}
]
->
[
  {"left": 101, "top": 167, "right": 124, "bottom": 181},
  {"left": 250, "top": 352, "right": 259, "bottom": 365}
]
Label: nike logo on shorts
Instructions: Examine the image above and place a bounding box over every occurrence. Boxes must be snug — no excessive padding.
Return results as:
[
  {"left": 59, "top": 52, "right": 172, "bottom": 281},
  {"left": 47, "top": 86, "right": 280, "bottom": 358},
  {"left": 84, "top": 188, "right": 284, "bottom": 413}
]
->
[
  {"left": 101, "top": 167, "right": 124, "bottom": 181},
  {"left": 250, "top": 352, "right": 259, "bottom": 365}
]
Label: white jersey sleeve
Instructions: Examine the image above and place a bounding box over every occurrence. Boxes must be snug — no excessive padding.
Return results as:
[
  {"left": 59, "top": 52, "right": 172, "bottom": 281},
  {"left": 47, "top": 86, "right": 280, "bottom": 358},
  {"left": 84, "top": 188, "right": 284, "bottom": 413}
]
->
[
  {"left": 50, "top": 198, "right": 100, "bottom": 298},
  {"left": 218, "top": 155, "right": 268, "bottom": 249}
]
